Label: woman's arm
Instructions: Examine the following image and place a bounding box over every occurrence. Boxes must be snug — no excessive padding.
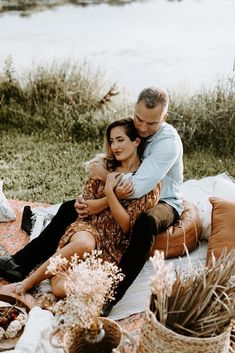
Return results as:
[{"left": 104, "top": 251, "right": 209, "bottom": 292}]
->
[
  {"left": 75, "top": 178, "right": 110, "bottom": 217},
  {"left": 75, "top": 176, "right": 133, "bottom": 217},
  {"left": 105, "top": 173, "right": 131, "bottom": 233}
]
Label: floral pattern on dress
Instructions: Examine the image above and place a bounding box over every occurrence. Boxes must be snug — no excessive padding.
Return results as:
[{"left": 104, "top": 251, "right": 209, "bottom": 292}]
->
[{"left": 58, "top": 178, "right": 160, "bottom": 264}]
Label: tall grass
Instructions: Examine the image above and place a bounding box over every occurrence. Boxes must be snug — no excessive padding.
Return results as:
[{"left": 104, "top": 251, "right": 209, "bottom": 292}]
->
[
  {"left": 0, "top": 58, "right": 118, "bottom": 142},
  {"left": 169, "top": 78, "right": 235, "bottom": 155},
  {"left": 0, "top": 56, "right": 234, "bottom": 202},
  {"left": 1, "top": 58, "right": 235, "bottom": 153},
  {"left": 1, "top": 59, "right": 234, "bottom": 155}
]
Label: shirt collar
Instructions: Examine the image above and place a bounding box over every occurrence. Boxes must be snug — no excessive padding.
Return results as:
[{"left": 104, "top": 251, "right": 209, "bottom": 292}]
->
[{"left": 146, "top": 122, "right": 166, "bottom": 142}]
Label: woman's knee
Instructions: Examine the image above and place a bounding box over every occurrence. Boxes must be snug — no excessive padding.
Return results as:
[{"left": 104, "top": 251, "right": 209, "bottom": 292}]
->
[
  {"left": 51, "top": 276, "right": 66, "bottom": 298},
  {"left": 70, "top": 232, "right": 96, "bottom": 254}
]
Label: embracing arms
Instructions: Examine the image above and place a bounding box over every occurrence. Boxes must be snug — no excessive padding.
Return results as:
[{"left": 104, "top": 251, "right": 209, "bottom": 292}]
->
[{"left": 76, "top": 173, "right": 132, "bottom": 233}]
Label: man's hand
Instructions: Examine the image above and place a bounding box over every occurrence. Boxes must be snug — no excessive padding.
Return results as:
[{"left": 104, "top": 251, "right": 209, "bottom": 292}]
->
[
  {"left": 115, "top": 178, "right": 134, "bottom": 199},
  {"left": 89, "top": 161, "right": 108, "bottom": 181},
  {"left": 74, "top": 195, "right": 89, "bottom": 219},
  {"left": 104, "top": 172, "right": 123, "bottom": 195}
]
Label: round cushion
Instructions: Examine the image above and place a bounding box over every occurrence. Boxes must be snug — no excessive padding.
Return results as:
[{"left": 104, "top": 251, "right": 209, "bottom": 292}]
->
[{"left": 150, "top": 200, "right": 202, "bottom": 258}]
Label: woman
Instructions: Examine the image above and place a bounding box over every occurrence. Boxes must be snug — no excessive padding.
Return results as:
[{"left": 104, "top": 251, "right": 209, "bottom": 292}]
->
[{"left": 3, "top": 118, "right": 160, "bottom": 298}]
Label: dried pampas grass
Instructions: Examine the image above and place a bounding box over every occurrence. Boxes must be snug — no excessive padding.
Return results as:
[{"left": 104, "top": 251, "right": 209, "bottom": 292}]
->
[{"left": 150, "top": 250, "right": 235, "bottom": 338}]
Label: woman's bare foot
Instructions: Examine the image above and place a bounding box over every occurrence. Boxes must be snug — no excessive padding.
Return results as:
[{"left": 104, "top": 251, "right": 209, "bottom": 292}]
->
[
  {"left": 0, "top": 280, "right": 29, "bottom": 296},
  {"left": 0, "top": 282, "right": 19, "bottom": 295},
  {"left": 21, "top": 293, "right": 35, "bottom": 310}
]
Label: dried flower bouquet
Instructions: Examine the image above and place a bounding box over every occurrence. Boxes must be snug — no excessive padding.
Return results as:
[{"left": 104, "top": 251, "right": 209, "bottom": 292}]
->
[
  {"left": 46, "top": 250, "right": 123, "bottom": 340},
  {"left": 149, "top": 250, "right": 235, "bottom": 338}
]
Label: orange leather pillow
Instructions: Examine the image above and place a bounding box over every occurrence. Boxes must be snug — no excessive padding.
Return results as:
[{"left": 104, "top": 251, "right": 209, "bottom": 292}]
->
[
  {"left": 206, "top": 197, "right": 235, "bottom": 265},
  {"left": 150, "top": 200, "right": 202, "bottom": 258}
]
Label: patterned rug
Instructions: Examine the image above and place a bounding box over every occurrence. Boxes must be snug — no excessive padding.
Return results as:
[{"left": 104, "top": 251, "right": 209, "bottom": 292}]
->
[{"left": 0, "top": 199, "right": 143, "bottom": 351}]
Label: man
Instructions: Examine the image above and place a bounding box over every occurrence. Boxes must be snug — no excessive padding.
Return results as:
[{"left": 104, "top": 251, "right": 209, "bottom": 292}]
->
[{"left": 0, "top": 87, "right": 183, "bottom": 309}]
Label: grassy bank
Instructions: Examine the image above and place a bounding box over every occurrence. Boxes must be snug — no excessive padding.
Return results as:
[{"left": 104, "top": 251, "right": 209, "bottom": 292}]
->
[
  {"left": 1, "top": 60, "right": 234, "bottom": 155},
  {"left": 1, "top": 131, "right": 235, "bottom": 203},
  {"left": 0, "top": 61, "right": 234, "bottom": 202}
]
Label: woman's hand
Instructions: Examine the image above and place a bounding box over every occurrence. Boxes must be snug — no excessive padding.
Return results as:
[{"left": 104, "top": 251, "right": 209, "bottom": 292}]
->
[
  {"left": 74, "top": 195, "right": 89, "bottom": 218},
  {"left": 104, "top": 172, "right": 123, "bottom": 195}
]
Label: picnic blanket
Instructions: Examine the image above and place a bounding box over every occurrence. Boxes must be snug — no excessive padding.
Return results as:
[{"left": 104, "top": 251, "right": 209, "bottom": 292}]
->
[
  {"left": 0, "top": 199, "right": 146, "bottom": 352},
  {"left": 0, "top": 199, "right": 208, "bottom": 353}
]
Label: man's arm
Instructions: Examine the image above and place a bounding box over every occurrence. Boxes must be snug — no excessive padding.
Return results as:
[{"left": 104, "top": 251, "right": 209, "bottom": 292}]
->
[{"left": 128, "top": 133, "right": 182, "bottom": 198}]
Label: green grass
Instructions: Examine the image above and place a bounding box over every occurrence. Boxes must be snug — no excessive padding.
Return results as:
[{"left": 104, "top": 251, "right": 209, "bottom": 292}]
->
[
  {"left": 0, "top": 131, "right": 101, "bottom": 203},
  {"left": 0, "top": 60, "right": 235, "bottom": 203},
  {"left": 1, "top": 130, "right": 234, "bottom": 203}
]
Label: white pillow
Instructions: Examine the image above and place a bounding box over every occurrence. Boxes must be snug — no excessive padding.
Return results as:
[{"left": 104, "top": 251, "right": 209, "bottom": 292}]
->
[
  {"left": 30, "top": 204, "right": 61, "bottom": 241},
  {"left": 0, "top": 180, "right": 16, "bottom": 222},
  {"left": 182, "top": 172, "right": 235, "bottom": 240}
]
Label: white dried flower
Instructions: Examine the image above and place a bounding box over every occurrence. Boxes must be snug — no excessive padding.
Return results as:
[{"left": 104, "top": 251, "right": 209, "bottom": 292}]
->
[
  {"left": 17, "top": 313, "right": 27, "bottom": 326},
  {"left": 45, "top": 254, "right": 68, "bottom": 276},
  {"left": 149, "top": 251, "right": 176, "bottom": 297},
  {"left": 0, "top": 327, "right": 5, "bottom": 340},
  {"left": 5, "top": 320, "right": 22, "bottom": 338},
  {"left": 47, "top": 250, "right": 123, "bottom": 333},
  {"left": 149, "top": 251, "right": 176, "bottom": 325}
]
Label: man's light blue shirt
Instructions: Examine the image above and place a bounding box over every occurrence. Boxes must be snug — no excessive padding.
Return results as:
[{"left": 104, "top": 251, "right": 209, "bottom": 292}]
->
[{"left": 124, "top": 122, "right": 184, "bottom": 216}]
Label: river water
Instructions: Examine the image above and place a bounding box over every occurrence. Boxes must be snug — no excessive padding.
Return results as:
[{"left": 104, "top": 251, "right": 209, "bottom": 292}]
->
[{"left": 0, "top": 0, "right": 235, "bottom": 100}]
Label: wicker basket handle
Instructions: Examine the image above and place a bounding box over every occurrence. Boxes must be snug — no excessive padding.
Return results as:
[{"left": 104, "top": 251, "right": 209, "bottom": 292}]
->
[
  {"left": 112, "top": 328, "right": 136, "bottom": 353},
  {"left": 49, "top": 324, "right": 66, "bottom": 349}
]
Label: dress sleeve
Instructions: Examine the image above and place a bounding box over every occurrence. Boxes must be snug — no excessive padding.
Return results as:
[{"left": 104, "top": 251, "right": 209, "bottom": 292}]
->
[
  {"left": 82, "top": 178, "right": 100, "bottom": 200},
  {"left": 126, "top": 184, "right": 160, "bottom": 229}
]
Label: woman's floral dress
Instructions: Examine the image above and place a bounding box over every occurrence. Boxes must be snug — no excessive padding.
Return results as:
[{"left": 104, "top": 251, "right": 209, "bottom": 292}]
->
[{"left": 58, "top": 178, "right": 160, "bottom": 264}]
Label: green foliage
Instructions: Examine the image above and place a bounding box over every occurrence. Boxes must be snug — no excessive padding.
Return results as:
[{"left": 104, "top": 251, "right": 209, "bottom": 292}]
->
[
  {"left": 1, "top": 60, "right": 234, "bottom": 155},
  {"left": 0, "top": 59, "right": 117, "bottom": 140},
  {"left": 169, "top": 78, "right": 235, "bottom": 155}
]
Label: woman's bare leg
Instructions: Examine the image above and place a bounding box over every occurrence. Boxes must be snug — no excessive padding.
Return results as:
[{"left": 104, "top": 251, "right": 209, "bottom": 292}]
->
[
  {"left": 1, "top": 231, "right": 95, "bottom": 296},
  {"left": 50, "top": 231, "right": 96, "bottom": 298},
  {"left": 50, "top": 275, "right": 67, "bottom": 298}
]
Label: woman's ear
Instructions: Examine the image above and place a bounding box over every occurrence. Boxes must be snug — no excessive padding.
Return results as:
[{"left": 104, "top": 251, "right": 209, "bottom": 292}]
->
[{"left": 135, "top": 137, "right": 141, "bottom": 147}]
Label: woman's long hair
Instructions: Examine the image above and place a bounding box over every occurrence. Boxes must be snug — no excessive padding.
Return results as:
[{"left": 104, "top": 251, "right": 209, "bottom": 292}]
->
[{"left": 104, "top": 118, "right": 140, "bottom": 171}]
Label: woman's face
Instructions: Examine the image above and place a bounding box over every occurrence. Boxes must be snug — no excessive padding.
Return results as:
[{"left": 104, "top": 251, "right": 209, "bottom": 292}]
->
[{"left": 109, "top": 126, "right": 139, "bottom": 161}]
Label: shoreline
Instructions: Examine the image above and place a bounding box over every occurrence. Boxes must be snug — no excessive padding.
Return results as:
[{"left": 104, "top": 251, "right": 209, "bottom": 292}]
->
[{"left": 0, "top": 0, "right": 135, "bottom": 15}]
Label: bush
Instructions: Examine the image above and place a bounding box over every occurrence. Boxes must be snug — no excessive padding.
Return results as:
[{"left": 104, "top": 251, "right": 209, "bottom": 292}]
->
[
  {"left": 169, "top": 78, "right": 235, "bottom": 155},
  {"left": 0, "top": 58, "right": 118, "bottom": 139},
  {"left": 1, "top": 58, "right": 234, "bottom": 155}
]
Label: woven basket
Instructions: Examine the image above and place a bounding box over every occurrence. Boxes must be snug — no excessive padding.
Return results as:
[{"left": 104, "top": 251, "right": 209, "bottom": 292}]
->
[
  {"left": 50, "top": 317, "right": 136, "bottom": 353},
  {"left": 137, "top": 298, "right": 232, "bottom": 353}
]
